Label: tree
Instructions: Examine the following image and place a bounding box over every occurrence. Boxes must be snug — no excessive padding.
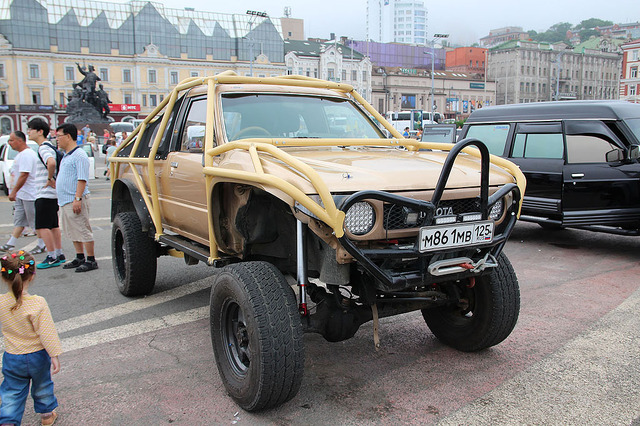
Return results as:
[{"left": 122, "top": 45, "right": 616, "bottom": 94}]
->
[{"left": 575, "top": 18, "right": 613, "bottom": 30}]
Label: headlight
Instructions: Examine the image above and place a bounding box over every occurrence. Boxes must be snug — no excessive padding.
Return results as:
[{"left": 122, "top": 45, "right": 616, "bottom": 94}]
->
[
  {"left": 344, "top": 202, "right": 375, "bottom": 235},
  {"left": 489, "top": 198, "right": 504, "bottom": 220}
]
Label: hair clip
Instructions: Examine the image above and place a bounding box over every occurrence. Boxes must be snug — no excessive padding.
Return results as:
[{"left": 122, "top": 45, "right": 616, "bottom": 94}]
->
[
  {"left": 18, "top": 267, "right": 24, "bottom": 274},
  {"left": 1, "top": 267, "right": 5, "bottom": 272},
  {"left": 18, "top": 250, "right": 24, "bottom": 255},
  {"left": 19, "top": 255, "right": 24, "bottom": 260},
  {"left": 24, "top": 264, "right": 29, "bottom": 269},
  {"left": 29, "top": 260, "right": 34, "bottom": 265},
  {"left": 1, "top": 256, "right": 6, "bottom": 260},
  {"left": 11, "top": 253, "right": 17, "bottom": 258},
  {"left": 7, "top": 269, "right": 12, "bottom": 274}
]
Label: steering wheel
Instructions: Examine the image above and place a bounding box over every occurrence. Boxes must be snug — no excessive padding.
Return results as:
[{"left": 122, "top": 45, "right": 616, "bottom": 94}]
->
[{"left": 232, "top": 126, "right": 271, "bottom": 140}]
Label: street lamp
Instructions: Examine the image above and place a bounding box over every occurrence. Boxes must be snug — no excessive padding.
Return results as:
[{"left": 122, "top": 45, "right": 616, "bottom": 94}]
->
[
  {"left": 246, "top": 10, "right": 268, "bottom": 77},
  {"left": 426, "top": 33, "right": 448, "bottom": 121}
]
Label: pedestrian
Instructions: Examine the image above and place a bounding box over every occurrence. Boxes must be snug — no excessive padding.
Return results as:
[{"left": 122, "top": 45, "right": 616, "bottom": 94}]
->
[
  {"left": 54, "top": 123, "right": 98, "bottom": 272},
  {"left": 0, "top": 131, "right": 46, "bottom": 254},
  {"left": 402, "top": 127, "right": 410, "bottom": 138},
  {"left": 105, "top": 139, "right": 116, "bottom": 181},
  {"left": 0, "top": 250, "right": 61, "bottom": 425},
  {"left": 27, "top": 118, "right": 66, "bottom": 269},
  {"left": 81, "top": 124, "right": 91, "bottom": 141},
  {"left": 416, "top": 128, "right": 423, "bottom": 140}
]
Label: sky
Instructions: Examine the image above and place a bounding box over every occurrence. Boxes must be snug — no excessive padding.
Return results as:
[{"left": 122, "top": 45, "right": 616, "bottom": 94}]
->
[{"left": 104, "top": 0, "right": 638, "bottom": 45}]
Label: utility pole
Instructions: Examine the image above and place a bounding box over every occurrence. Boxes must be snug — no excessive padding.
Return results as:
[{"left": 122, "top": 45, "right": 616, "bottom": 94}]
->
[
  {"left": 426, "top": 33, "right": 448, "bottom": 121},
  {"left": 246, "top": 10, "right": 268, "bottom": 77}
]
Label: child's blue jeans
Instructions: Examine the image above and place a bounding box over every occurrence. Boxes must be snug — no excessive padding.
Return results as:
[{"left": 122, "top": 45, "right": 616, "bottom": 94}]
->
[{"left": 0, "top": 349, "right": 58, "bottom": 425}]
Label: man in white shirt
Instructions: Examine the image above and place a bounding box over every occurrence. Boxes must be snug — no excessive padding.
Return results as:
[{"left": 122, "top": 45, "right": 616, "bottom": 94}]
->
[{"left": 0, "top": 131, "right": 44, "bottom": 252}]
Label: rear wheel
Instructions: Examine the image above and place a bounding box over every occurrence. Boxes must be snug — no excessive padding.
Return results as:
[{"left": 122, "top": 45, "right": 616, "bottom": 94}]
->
[
  {"left": 112, "top": 212, "right": 157, "bottom": 296},
  {"left": 422, "top": 252, "right": 520, "bottom": 352},
  {"left": 210, "top": 261, "right": 304, "bottom": 411}
]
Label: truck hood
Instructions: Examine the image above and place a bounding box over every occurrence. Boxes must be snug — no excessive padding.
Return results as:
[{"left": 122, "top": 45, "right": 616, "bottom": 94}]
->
[{"left": 220, "top": 145, "right": 515, "bottom": 194}]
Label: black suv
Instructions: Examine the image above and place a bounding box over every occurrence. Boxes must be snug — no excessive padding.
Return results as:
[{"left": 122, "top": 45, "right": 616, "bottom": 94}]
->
[{"left": 461, "top": 101, "right": 640, "bottom": 235}]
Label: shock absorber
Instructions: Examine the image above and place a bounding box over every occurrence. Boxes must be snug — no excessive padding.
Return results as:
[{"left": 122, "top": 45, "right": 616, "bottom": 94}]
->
[{"left": 296, "top": 220, "right": 308, "bottom": 316}]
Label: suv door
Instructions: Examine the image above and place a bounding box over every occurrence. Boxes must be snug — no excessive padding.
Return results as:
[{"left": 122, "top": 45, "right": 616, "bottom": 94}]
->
[
  {"left": 161, "top": 96, "right": 210, "bottom": 240},
  {"left": 507, "top": 123, "right": 565, "bottom": 221},
  {"left": 562, "top": 120, "right": 640, "bottom": 227}
]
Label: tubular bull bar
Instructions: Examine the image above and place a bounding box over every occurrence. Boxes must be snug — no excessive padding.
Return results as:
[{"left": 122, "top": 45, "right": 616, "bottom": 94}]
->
[{"left": 337, "top": 138, "right": 522, "bottom": 292}]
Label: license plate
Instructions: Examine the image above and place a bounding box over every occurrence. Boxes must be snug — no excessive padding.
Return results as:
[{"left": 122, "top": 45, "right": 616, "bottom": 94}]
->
[{"left": 418, "top": 221, "right": 494, "bottom": 252}]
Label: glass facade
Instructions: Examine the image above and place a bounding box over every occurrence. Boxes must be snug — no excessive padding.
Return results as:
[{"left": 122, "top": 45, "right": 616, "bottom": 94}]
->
[{"left": 0, "top": 0, "right": 284, "bottom": 62}]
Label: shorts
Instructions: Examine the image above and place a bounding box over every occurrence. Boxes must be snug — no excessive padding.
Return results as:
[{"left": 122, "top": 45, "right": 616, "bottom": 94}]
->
[
  {"left": 60, "top": 196, "right": 94, "bottom": 242},
  {"left": 13, "top": 198, "right": 35, "bottom": 229},
  {"left": 35, "top": 198, "right": 59, "bottom": 230}
]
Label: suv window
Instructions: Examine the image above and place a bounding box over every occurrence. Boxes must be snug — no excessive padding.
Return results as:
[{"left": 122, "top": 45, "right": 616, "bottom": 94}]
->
[
  {"left": 626, "top": 118, "right": 640, "bottom": 143},
  {"left": 180, "top": 98, "right": 208, "bottom": 152},
  {"left": 465, "top": 124, "right": 510, "bottom": 155},
  {"left": 566, "top": 135, "right": 617, "bottom": 163},
  {"left": 512, "top": 133, "right": 564, "bottom": 159}
]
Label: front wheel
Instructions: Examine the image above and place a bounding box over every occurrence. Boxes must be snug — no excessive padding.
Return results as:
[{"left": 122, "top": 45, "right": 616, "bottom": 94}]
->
[
  {"left": 210, "top": 261, "right": 304, "bottom": 411},
  {"left": 112, "top": 212, "right": 157, "bottom": 296},
  {"left": 422, "top": 252, "right": 520, "bottom": 352}
]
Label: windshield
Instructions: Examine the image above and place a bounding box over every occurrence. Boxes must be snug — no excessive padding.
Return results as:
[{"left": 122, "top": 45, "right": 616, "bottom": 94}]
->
[
  {"left": 626, "top": 118, "right": 640, "bottom": 143},
  {"left": 221, "top": 94, "right": 385, "bottom": 141}
]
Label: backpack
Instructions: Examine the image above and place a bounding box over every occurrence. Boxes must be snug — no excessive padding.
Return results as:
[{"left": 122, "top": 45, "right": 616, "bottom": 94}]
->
[{"left": 37, "top": 142, "right": 64, "bottom": 177}]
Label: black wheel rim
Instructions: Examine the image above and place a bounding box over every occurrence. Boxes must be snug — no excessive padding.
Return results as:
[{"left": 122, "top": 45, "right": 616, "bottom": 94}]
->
[
  {"left": 114, "top": 228, "right": 126, "bottom": 282},
  {"left": 221, "top": 299, "right": 251, "bottom": 376}
]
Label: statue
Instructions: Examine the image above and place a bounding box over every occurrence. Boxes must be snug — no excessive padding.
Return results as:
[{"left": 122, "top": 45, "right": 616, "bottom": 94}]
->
[{"left": 65, "top": 63, "right": 110, "bottom": 124}]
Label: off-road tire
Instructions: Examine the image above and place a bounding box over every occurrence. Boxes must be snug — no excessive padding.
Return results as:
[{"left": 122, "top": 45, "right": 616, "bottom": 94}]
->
[
  {"left": 112, "top": 211, "right": 157, "bottom": 296},
  {"left": 422, "top": 252, "right": 520, "bottom": 352},
  {"left": 210, "top": 261, "right": 304, "bottom": 411}
]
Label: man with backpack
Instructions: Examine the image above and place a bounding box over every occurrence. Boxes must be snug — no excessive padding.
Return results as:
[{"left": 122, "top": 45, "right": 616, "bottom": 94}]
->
[{"left": 26, "top": 118, "right": 66, "bottom": 269}]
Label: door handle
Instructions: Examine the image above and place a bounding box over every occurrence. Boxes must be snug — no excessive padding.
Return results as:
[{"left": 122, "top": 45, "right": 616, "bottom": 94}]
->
[
  {"left": 571, "top": 173, "right": 584, "bottom": 179},
  {"left": 170, "top": 162, "right": 178, "bottom": 168}
]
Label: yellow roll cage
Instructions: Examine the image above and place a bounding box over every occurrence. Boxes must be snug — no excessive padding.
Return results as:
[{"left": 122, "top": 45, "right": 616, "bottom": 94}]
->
[{"left": 109, "top": 71, "right": 525, "bottom": 264}]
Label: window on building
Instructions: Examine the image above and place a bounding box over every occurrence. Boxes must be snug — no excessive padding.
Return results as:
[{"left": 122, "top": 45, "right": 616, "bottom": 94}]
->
[
  {"left": 29, "top": 64, "right": 39, "bottom": 79},
  {"left": 327, "top": 68, "right": 335, "bottom": 81},
  {"left": 362, "top": 71, "right": 367, "bottom": 81},
  {"left": 191, "top": 71, "right": 200, "bottom": 78},
  {"left": 631, "top": 85, "right": 637, "bottom": 96},
  {"left": 0, "top": 64, "right": 4, "bottom": 79},
  {"left": 124, "top": 93, "right": 132, "bottom": 104},
  {"left": 306, "top": 68, "right": 310, "bottom": 77},
  {"left": 60, "top": 93, "right": 67, "bottom": 105},
  {"left": 632, "top": 67, "right": 638, "bottom": 78},
  {"left": 159, "top": 95, "right": 164, "bottom": 103},
  {"left": 123, "top": 69, "right": 132, "bottom": 83},
  {"left": 148, "top": 69, "right": 157, "bottom": 83},
  {"left": 1, "top": 91, "right": 6, "bottom": 104},
  {"left": 150, "top": 94, "right": 157, "bottom": 107},
  {"left": 32, "top": 91, "right": 41, "bottom": 104},
  {"left": 170, "top": 71, "right": 179, "bottom": 85},
  {"left": 341, "top": 70, "right": 346, "bottom": 81},
  {"left": 314, "top": 68, "right": 318, "bottom": 78},
  {"left": 65, "top": 66, "right": 74, "bottom": 81},
  {"left": 352, "top": 70, "right": 357, "bottom": 81},
  {"left": 633, "top": 50, "right": 639, "bottom": 61},
  {"left": 142, "top": 94, "right": 147, "bottom": 107},
  {"left": 99, "top": 68, "right": 108, "bottom": 81}
]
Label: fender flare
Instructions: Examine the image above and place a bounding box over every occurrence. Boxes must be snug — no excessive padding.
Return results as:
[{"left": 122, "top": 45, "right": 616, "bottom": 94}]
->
[{"left": 111, "top": 179, "right": 154, "bottom": 233}]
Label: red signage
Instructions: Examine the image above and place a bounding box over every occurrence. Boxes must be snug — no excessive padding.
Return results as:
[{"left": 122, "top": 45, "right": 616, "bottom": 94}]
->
[{"left": 108, "top": 104, "right": 141, "bottom": 112}]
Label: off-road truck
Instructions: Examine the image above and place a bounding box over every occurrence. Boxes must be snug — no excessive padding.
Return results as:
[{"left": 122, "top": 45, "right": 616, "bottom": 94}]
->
[{"left": 109, "top": 71, "right": 526, "bottom": 411}]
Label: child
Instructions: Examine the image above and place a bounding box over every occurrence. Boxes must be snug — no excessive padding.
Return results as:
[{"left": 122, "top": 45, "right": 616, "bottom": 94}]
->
[{"left": 0, "top": 251, "right": 61, "bottom": 425}]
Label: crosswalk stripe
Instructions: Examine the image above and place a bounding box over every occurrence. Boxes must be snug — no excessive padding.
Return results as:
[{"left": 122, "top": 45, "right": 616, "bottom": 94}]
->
[{"left": 56, "top": 279, "right": 212, "bottom": 334}]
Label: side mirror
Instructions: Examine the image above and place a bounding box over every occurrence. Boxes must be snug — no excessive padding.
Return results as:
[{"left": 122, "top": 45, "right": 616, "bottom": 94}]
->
[
  {"left": 605, "top": 148, "right": 624, "bottom": 162},
  {"left": 628, "top": 144, "right": 640, "bottom": 161}
]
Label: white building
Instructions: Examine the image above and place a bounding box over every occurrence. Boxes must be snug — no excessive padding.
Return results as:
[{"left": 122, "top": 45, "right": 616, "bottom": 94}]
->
[
  {"left": 621, "top": 39, "right": 640, "bottom": 103},
  {"left": 366, "top": 0, "right": 428, "bottom": 45},
  {"left": 284, "top": 40, "right": 372, "bottom": 102}
]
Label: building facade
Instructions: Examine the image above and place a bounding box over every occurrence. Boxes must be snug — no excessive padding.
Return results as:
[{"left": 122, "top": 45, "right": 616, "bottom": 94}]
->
[
  {"left": 371, "top": 66, "right": 496, "bottom": 119},
  {"left": 0, "top": 0, "right": 286, "bottom": 132},
  {"left": 446, "top": 47, "right": 487, "bottom": 77},
  {"left": 480, "top": 27, "right": 529, "bottom": 48},
  {"left": 620, "top": 39, "right": 640, "bottom": 103},
  {"left": 488, "top": 39, "right": 622, "bottom": 105},
  {"left": 366, "top": 0, "right": 428, "bottom": 45},
  {"left": 284, "top": 40, "right": 372, "bottom": 101}
]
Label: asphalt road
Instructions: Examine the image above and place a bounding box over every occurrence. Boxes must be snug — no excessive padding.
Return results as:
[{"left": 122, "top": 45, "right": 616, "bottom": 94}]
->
[{"left": 1, "top": 161, "right": 639, "bottom": 425}]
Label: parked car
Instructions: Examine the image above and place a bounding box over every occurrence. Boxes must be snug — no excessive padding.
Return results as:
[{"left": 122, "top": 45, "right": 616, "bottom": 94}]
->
[
  {"left": 0, "top": 141, "right": 38, "bottom": 195},
  {"left": 77, "top": 143, "right": 96, "bottom": 179},
  {"left": 461, "top": 100, "right": 640, "bottom": 234},
  {"left": 110, "top": 71, "right": 525, "bottom": 411}
]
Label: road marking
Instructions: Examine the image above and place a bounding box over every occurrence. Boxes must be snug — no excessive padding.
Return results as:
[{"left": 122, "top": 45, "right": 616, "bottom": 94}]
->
[{"left": 56, "top": 279, "right": 212, "bottom": 334}]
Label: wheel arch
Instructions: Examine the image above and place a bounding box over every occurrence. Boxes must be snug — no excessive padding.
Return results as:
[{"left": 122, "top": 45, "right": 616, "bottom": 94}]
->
[{"left": 111, "top": 178, "right": 154, "bottom": 233}]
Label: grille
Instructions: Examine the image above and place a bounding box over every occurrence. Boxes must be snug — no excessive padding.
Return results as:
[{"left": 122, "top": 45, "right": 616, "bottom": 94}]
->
[{"left": 382, "top": 198, "right": 480, "bottom": 230}]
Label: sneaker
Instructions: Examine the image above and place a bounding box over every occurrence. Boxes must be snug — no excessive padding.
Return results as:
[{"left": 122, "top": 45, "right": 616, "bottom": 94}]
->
[
  {"left": 0, "top": 244, "right": 14, "bottom": 252},
  {"left": 30, "top": 245, "right": 46, "bottom": 255},
  {"left": 41, "top": 410, "right": 58, "bottom": 426},
  {"left": 63, "top": 258, "right": 84, "bottom": 269},
  {"left": 75, "top": 260, "right": 98, "bottom": 272},
  {"left": 37, "top": 255, "right": 62, "bottom": 269}
]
